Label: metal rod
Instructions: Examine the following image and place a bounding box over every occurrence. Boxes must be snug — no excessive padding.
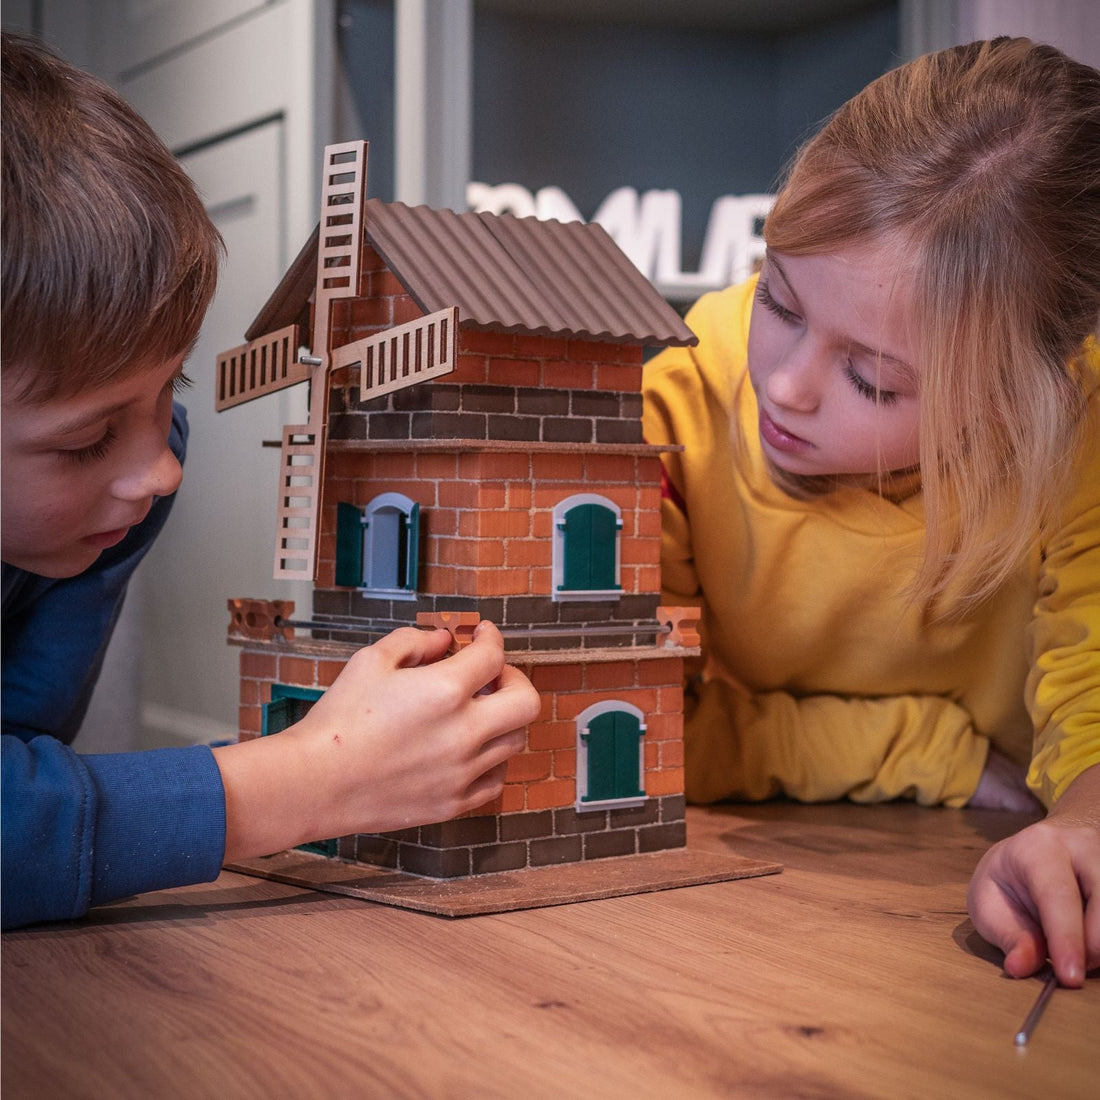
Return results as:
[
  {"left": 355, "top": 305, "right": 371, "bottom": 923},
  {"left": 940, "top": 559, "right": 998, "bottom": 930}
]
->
[
  {"left": 502, "top": 623, "right": 672, "bottom": 639},
  {"left": 275, "top": 616, "right": 672, "bottom": 639},
  {"left": 276, "top": 618, "right": 387, "bottom": 638},
  {"left": 1014, "top": 970, "right": 1058, "bottom": 1047}
]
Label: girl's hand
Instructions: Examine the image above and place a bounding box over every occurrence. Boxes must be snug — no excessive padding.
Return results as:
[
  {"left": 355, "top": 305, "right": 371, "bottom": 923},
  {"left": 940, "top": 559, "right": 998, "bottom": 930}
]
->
[
  {"left": 215, "top": 621, "right": 542, "bottom": 861},
  {"left": 966, "top": 765, "right": 1100, "bottom": 987}
]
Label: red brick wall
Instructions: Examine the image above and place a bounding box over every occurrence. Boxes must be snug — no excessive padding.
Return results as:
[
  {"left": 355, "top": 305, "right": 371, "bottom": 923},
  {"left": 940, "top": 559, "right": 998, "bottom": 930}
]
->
[
  {"left": 236, "top": 646, "right": 684, "bottom": 812},
  {"left": 316, "top": 448, "right": 661, "bottom": 598}
]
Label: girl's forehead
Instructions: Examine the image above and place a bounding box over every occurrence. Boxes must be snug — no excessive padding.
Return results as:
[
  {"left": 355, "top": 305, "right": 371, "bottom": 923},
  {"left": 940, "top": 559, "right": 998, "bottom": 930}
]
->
[{"left": 765, "top": 242, "right": 919, "bottom": 370}]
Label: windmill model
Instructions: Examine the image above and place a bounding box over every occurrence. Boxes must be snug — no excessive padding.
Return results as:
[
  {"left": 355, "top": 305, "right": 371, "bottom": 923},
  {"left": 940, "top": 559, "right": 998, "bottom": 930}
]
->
[{"left": 218, "top": 141, "right": 780, "bottom": 914}]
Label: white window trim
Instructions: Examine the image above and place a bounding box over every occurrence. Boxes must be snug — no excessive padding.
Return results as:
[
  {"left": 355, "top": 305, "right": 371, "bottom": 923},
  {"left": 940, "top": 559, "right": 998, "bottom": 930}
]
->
[
  {"left": 575, "top": 699, "right": 647, "bottom": 813},
  {"left": 361, "top": 491, "right": 418, "bottom": 600},
  {"left": 551, "top": 492, "right": 623, "bottom": 603}
]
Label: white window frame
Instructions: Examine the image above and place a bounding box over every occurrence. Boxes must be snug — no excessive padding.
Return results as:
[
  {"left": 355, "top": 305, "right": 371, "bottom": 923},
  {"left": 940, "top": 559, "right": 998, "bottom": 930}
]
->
[
  {"left": 362, "top": 491, "right": 419, "bottom": 600},
  {"left": 575, "top": 699, "right": 647, "bottom": 813},
  {"left": 551, "top": 492, "right": 623, "bottom": 603}
]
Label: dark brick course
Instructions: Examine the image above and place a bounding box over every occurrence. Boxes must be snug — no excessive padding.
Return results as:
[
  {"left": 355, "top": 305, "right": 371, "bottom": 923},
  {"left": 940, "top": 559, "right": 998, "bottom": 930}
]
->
[
  {"left": 327, "top": 381, "right": 646, "bottom": 445},
  {"left": 335, "top": 795, "right": 686, "bottom": 881}
]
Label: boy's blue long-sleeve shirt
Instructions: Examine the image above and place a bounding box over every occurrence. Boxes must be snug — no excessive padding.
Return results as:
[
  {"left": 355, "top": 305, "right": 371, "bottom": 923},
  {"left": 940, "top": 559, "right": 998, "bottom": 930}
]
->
[{"left": 1, "top": 405, "right": 226, "bottom": 929}]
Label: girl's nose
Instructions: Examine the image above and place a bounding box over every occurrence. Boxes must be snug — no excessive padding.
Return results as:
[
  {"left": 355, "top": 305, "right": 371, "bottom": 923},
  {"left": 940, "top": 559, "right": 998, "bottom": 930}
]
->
[{"left": 765, "top": 348, "right": 822, "bottom": 414}]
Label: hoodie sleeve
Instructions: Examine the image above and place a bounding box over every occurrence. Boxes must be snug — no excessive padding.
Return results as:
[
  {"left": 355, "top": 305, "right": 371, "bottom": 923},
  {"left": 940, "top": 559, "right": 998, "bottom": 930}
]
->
[
  {"left": 1026, "top": 343, "right": 1100, "bottom": 807},
  {"left": 2, "top": 404, "right": 228, "bottom": 929}
]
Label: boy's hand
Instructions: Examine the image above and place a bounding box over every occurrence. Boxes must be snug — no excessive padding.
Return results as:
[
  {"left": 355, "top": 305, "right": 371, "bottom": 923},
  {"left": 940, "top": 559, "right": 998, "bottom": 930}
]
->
[
  {"left": 215, "top": 621, "right": 541, "bottom": 861},
  {"left": 966, "top": 765, "right": 1100, "bottom": 987}
]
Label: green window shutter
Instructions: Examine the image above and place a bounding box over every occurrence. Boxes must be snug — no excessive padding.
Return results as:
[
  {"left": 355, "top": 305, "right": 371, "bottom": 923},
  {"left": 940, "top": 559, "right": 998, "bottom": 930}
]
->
[
  {"left": 612, "top": 711, "right": 644, "bottom": 797},
  {"left": 335, "top": 502, "right": 364, "bottom": 587},
  {"left": 261, "top": 696, "right": 295, "bottom": 737},
  {"left": 299, "top": 838, "right": 339, "bottom": 857},
  {"left": 266, "top": 686, "right": 335, "bottom": 854},
  {"left": 582, "top": 710, "right": 643, "bottom": 802},
  {"left": 561, "top": 503, "right": 619, "bottom": 590},
  {"left": 404, "top": 502, "right": 420, "bottom": 591},
  {"left": 561, "top": 505, "right": 591, "bottom": 589},
  {"left": 265, "top": 685, "right": 324, "bottom": 735},
  {"left": 587, "top": 504, "right": 618, "bottom": 589}
]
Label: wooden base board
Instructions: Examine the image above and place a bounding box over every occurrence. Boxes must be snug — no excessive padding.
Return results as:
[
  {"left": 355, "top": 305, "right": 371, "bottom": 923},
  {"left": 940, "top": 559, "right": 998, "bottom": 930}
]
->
[{"left": 224, "top": 847, "right": 782, "bottom": 917}]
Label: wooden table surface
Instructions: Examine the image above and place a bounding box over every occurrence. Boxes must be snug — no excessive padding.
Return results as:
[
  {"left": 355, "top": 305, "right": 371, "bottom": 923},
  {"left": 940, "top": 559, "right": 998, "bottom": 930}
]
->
[{"left": 3, "top": 803, "right": 1096, "bottom": 1099}]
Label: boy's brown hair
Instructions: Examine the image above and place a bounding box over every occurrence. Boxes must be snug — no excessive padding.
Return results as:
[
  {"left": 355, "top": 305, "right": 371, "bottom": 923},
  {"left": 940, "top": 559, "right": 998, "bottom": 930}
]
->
[{"left": 1, "top": 32, "right": 222, "bottom": 402}]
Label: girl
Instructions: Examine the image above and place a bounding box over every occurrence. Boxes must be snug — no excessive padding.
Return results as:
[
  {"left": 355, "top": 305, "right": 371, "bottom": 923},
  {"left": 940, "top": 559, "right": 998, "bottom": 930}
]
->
[{"left": 643, "top": 38, "right": 1100, "bottom": 987}]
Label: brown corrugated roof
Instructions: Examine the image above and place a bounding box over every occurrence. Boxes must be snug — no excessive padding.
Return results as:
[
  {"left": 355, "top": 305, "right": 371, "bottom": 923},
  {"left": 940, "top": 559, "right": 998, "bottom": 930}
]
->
[
  {"left": 245, "top": 201, "right": 697, "bottom": 348},
  {"left": 245, "top": 225, "right": 318, "bottom": 342}
]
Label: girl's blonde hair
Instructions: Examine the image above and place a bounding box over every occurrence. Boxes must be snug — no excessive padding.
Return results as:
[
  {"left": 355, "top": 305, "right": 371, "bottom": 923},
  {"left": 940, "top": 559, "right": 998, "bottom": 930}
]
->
[{"left": 764, "top": 38, "right": 1100, "bottom": 610}]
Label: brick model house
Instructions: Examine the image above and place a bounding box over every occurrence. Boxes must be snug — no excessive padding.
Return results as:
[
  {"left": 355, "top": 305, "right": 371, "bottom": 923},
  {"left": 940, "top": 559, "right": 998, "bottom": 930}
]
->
[{"left": 218, "top": 142, "right": 778, "bottom": 912}]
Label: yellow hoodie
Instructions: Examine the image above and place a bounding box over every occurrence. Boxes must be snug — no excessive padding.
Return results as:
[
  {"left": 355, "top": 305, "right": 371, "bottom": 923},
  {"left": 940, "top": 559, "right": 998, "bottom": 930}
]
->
[{"left": 642, "top": 278, "right": 1100, "bottom": 809}]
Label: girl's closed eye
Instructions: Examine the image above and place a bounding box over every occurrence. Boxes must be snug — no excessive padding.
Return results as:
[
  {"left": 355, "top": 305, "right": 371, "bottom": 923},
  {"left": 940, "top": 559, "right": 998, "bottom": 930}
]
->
[
  {"left": 61, "top": 425, "right": 117, "bottom": 465},
  {"left": 755, "top": 279, "right": 801, "bottom": 325},
  {"left": 844, "top": 362, "right": 898, "bottom": 406}
]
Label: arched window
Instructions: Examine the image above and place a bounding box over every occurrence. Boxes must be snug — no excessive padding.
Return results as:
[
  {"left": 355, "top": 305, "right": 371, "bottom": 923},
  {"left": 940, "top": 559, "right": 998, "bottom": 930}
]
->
[
  {"left": 552, "top": 494, "right": 622, "bottom": 601},
  {"left": 335, "top": 492, "right": 420, "bottom": 598},
  {"left": 575, "top": 701, "right": 646, "bottom": 811}
]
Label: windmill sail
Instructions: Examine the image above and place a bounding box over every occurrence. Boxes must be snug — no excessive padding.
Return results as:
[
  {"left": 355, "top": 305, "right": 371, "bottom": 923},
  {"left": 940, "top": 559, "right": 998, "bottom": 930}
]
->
[
  {"left": 334, "top": 305, "right": 459, "bottom": 401},
  {"left": 215, "top": 323, "right": 307, "bottom": 411},
  {"left": 272, "top": 140, "right": 369, "bottom": 581}
]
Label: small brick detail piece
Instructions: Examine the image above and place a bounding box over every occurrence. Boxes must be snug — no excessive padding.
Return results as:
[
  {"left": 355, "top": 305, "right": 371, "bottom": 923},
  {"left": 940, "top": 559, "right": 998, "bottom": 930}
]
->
[
  {"left": 656, "top": 606, "right": 701, "bottom": 649},
  {"left": 228, "top": 598, "right": 295, "bottom": 642},
  {"left": 416, "top": 610, "right": 481, "bottom": 651}
]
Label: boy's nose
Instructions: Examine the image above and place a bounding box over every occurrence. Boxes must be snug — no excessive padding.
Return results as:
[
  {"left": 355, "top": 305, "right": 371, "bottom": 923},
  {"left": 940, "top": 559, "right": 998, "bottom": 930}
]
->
[{"left": 113, "top": 441, "right": 183, "bottom": 502}]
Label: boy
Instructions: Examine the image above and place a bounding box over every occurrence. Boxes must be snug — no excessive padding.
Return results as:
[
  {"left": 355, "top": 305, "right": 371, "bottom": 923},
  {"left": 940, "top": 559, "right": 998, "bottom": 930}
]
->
[{"left": 1, "top": 32, "right": 540, "bottom": 930}]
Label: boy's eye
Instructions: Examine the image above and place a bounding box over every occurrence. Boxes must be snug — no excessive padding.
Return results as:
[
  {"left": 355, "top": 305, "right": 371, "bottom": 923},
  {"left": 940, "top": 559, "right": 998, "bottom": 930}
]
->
[
  {"left": 844, "top": 363, "right": 898, "bottom": 406},
  {"left": 61, "top": 425, "right": 117, "bottom": 465},
  {"left": 755, "top": 279, "right": 801, "bottom": 325},
  {"left": 171, "top": 371, "right": 194, "bottom": 394}
]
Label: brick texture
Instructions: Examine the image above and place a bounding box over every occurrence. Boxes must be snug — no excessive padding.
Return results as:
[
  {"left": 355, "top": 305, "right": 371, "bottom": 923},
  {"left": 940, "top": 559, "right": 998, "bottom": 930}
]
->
[{"left": 229, "top": 240, "right": 693, "bottom": 882}]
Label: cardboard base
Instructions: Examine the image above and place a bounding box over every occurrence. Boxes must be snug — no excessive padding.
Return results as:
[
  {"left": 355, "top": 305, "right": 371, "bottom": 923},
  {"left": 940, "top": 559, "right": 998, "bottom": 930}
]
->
[{"left": 224, "top": 847, "right": 782, "bottom": 917}]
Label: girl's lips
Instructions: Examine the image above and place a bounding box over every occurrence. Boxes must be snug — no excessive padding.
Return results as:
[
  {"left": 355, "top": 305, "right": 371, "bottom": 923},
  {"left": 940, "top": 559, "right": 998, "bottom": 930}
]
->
[{"left": 758, "top": 407, "right": 813, "bottom": 454}]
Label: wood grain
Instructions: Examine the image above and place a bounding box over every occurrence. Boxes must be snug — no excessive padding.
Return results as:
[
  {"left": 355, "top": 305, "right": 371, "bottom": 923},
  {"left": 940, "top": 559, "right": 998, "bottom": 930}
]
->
[{"left": 3, "top": 803, "right": 1096, "bottom": 1099}]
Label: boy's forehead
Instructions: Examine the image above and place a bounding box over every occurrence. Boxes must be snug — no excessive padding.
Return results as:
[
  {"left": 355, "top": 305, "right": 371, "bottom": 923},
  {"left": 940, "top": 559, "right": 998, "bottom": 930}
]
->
[{"left": 2, "top": 352, "right": 186, "bottom": 426}]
